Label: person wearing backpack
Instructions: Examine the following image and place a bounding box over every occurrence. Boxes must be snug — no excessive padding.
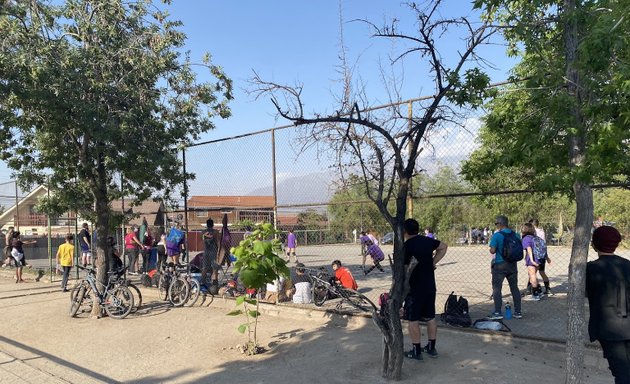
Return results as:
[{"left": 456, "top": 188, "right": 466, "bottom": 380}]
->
[
  {"left": 530, "top": 219, "right": 553, "bottom": 295},
  {"left": 488, "top": 215, "right": 523, "bottom": 320},
  {"left": 586, "top": 226, "right": 630, "bottom": 383},
  {"left": 403, "top": 218, "right": 448, "bottom": 360},
  {"left": 521, "top": 223, "right": 542, "bottom": 301}
]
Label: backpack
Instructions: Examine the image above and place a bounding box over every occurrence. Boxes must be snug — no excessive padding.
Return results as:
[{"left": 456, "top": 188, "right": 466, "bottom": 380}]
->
[
  {"left": 166, "top": 227, "right": 184, "bottom": 245},
  {"left": 500, "top": 231, "right": 524, "bottom": 263},
  {"left": 440, "top": 291, "right": 472, "bottom": 327},
  {"left": 531, "top": 236, "right": 547, "bottom": 263}
]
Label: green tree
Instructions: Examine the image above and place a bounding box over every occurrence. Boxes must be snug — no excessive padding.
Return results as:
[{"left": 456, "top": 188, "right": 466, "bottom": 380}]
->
[
  {"left": 0, "top": 0, "right": 232, "bottom": 315},
  {"left": 328, "top": 175, "right": 390, "bottom": 238},
  {"left": 251, "top": 2, "right": 497, "bottom": 379},
  {"left": 466, "top": 1, "right": 629, "bottom": 381}
]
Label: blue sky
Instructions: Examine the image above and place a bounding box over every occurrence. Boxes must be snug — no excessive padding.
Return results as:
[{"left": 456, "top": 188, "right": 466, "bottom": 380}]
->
[{"left": 0, "top": 1, "right": 519, "bottom": 199}]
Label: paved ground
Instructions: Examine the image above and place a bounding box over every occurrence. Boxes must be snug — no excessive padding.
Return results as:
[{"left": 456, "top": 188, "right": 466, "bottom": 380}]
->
[{"left": 0, "top": 269, "right": 615, "bottom": 384}]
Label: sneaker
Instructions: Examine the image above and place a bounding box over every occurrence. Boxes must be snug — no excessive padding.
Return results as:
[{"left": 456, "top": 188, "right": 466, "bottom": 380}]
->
[
  {"left": 544, "top": 289, "right": 553, "bottom": 296},
  {"left": 524, "top": 294, "right": 541, "bottom": 301},
  {"left": 422, "top": 345, "right": 438, "bottom": 358},
  {"left": 487, "top": 312, "right": 503, "bottom": 320},
  {"left": 404, "top": 350, "right": 423, "bottom": 361},
  {"left": 513, "top": 311, "right": 523, "bottom": 319}
]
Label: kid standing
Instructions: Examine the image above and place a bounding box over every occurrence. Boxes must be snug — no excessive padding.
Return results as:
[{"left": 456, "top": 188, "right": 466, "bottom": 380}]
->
[{"left": 56, "top": 234, "right": 74, "bottom": 292}]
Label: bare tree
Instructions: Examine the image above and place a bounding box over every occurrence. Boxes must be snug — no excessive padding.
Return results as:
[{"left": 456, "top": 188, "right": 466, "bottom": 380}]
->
[{"left": 251, "top": 1, "right": 496, "bottom": 380}]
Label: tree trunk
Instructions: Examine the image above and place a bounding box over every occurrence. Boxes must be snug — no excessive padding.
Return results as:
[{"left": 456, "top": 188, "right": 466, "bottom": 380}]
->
[
  {"left": 565, "top": 182, "right": 591, "bottom": 383},
  {"left": 563, "top": 1, "right": 588, "bottom": 382},
  {"left": 90, "top": 152, "right": 110, "bottom": 318}
]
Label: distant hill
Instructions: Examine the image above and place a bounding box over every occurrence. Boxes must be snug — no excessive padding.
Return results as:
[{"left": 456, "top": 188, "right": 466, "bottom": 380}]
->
[{"left": 247, "top": 172, "right": 335, "bottom": 206}]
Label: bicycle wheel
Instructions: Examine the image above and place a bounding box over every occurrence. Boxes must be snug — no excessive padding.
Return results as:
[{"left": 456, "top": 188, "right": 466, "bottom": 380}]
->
[
  {"left": 312, "top": 281, "right": 329, "bottom": 307},
  {"left": 157, "top": 274, "right": 170, "bottom": 301},
  {"left": 184, "top": 278, "right": 201, "bottom": 307},
  {"left": 69, "top": 283, "right": 86, "bottom": 317},
  {"left": 168, "top": 277, "right": 190, "bottom": 307},
  {"left": 339, "top": 288, "right": 376, "bottom": 313},
  {"left": 126, "top": 283, "right": 142, "bottom": 313},
  {"left": 104, "top": 286, "right": 134, "bottom": 319}
]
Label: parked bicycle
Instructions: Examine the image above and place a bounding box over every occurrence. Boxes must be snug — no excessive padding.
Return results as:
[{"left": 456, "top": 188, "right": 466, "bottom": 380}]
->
[
  {"left": 112, "top": 271, "right": 143, "bottom": 313},
  {"left": 69, "top": 266, "right": 134, "bottom": 319},
  {"left": 306, "top": 267, "right": 376, "bottom": 312}
]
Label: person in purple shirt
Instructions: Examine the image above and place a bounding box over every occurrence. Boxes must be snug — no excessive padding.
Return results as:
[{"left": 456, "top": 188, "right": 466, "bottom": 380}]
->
[
  {"left": 362, "top": 237, "right": 385, "bottom": 275},
  {"left": 424, "top": 227, "right": 435, "bottom": 239},
  {"left": 286, "top": 229, "right": 298, "bottom": 263},
  {"left": 521, "top": 222, "right": 542, "bottom": 301}
]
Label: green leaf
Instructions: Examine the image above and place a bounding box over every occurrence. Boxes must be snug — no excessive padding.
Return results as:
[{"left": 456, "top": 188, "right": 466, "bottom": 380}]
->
[
  {"left": 244, "top": 298, "right": 258, "bottom": 305},
  {"left": 235, "top": 296, "right": 245, "bottom": 306},
  {"left": 238, "top": 323, "right": 248, "bottom": 334},
  {"left": 248, "top": 310, "right": 261, "bottom": 318}
]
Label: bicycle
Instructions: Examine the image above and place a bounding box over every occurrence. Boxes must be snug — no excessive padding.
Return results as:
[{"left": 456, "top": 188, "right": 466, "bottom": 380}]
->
[
  {"left": 167, "top": 263, "right": 191, "bottom": 307},
  {"left": 69, "top": 266, "right": 134, "bottom": 319},
  {"left": 112, "top": 271, "right": 143, "bottom": 313},
  {"left": 306, "top": 267, "right": 376, "bottom": 312}
]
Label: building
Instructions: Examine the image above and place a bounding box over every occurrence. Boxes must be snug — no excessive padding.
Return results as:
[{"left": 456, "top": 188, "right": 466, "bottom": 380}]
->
[
  {"left": 0, "top": 185, "right": 165, "bottom": 235},
  {"left": 186, "top": 195, "right": 275, "bottom": 229}
]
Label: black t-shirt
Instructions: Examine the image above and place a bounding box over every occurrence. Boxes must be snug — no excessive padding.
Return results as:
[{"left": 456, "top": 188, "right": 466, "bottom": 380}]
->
[
  {"left": 79, "top": 229, "right": 91, "bottom": 247},
  {"left": 404, "top": 235, "right": 441, "bottom": 292}
]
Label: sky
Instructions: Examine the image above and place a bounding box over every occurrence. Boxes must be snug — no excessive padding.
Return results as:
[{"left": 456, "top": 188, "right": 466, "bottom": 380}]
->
[{"left": 0, "top": 1, "right": 519, "bottom": 200}]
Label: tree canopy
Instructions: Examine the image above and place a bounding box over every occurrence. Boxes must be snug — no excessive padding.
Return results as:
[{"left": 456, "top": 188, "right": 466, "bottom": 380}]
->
[{"left": 0, "top": 0, "right": 232, "bottom": 218}]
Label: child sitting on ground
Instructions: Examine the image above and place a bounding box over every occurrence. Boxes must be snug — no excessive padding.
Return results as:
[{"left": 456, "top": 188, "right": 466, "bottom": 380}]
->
[{"left": 291, "top": 263, "right": 312, "bottom": 304}]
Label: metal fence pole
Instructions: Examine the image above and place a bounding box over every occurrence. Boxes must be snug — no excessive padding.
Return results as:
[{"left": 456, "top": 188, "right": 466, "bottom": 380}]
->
[
  {"left": 182, "top": 147, "right": 189, "bottom": 263},
  {"left": 271, "top": 129, "right": 278, "bottom": 232},
  {"left": 14, "top": 181, "right": 19, "bottom": 231},
  {"left": 47, "top": 179, "right": 53, "bottom": 282}
]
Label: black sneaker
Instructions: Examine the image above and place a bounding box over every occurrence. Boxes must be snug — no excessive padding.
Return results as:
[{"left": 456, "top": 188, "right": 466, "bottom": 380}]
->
[
  {"left": 423, "top": 345, "right": 438, "bottom": 358},
  {"left": 404, "top": 350, "right": 423, "bottom": 361}
]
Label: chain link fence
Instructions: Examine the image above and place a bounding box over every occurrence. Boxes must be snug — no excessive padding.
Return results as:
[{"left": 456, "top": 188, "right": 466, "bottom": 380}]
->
[{"left": 179, "top": 97, "right": 629, "bottom": 343}]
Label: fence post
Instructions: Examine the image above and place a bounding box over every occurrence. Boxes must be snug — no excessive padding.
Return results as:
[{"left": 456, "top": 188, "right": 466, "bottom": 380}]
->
[
  {"left": 271, "top": 129, "right": 278, "bottom": 233},
  {"left": 182, "top": 146, "right": 189, "bottom": 263}
]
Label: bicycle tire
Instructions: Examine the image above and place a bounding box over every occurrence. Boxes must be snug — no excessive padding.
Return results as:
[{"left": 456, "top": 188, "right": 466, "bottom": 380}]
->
[
  {"left": 126, "top": 283, "right": 142, "bottom": 313},
  {"left": 339, "top": 288, "right": 376, "bottom": 313},
  {"left": 69, "top": 283, "right": 86, "bottom": 317},
  {"left": 104, "top": 286, "right": 134, "bottom": 319},
  {"left": 168, "top": 277, "right": 190, "bottom": 307},
  {"left": 184, "top": 278, "right": 201, "bottom": 307},
  {"left": 157, "top": 274, "right": 170, "bottom": 301},
  {"left": 312, "top": 281, "right": 328, "bottom": 307}
]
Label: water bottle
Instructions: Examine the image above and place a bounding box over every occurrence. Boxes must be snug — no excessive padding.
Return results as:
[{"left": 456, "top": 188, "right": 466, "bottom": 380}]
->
[{"left": 505, "top": 302, "right": 512, "bottom": 320}]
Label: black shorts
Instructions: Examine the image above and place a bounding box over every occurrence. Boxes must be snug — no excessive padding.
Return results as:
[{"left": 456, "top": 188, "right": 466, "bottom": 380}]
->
[
  {"left": 538, "top": 259, "right": 546, "bottom": 272},
  {"left": 403, "top": 290, "right": 436, "bottom": 321}
]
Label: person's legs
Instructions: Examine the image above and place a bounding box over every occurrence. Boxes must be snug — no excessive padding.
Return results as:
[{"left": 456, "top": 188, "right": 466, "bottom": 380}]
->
[
  {"left": 491, "top": 265, "right": 505, "bottom": 314},
  {"left": 16, "top": 265, "right": 23, "bottom": 282},
  {"left": 141, "top": 250, "right": 149, "bottom": 273},
  {"left": 599, "top": 339, "right": 630, "bottom": 384},
  {"left": 61, "top": 266, "right": 71, "bottom": 290},
  {"left": 126, "top": 249, "right": 136, "bottom": 273},
  {"left": 538, "top": 261, "right": 551, "bottom": 294},
  {"left": 506, "top": 266, "right": 522, "bottom": 314},
  {"left": 407, "top": 320, "right": 421, "bottom": 344}
]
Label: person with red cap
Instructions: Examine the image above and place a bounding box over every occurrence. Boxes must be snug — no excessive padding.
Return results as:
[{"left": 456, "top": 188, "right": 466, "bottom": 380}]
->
[{"left": 586, "top": 225, "right": 630, "bottom": 383}]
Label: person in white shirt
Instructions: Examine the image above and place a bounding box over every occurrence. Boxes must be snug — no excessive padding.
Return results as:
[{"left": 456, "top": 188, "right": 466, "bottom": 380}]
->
[{"left": 291, "top": 263, "right": 312, "bottom": 304}]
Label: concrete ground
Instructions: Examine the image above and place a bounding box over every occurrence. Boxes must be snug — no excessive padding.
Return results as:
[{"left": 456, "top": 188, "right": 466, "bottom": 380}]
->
[{"left": 0, "top": 269, "right": 615, "bottom": 384}]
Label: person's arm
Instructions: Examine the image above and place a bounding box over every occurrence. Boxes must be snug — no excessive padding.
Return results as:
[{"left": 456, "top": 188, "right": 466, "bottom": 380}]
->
[
  {"left": 133, "top": 235, "right": 143, "bottom": 247},
  {"left": 489, "top": 233, "right": 498, "bottom": 254},
  {"left": 432, "top": 242, "right": 447, "bottom": 268}
]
